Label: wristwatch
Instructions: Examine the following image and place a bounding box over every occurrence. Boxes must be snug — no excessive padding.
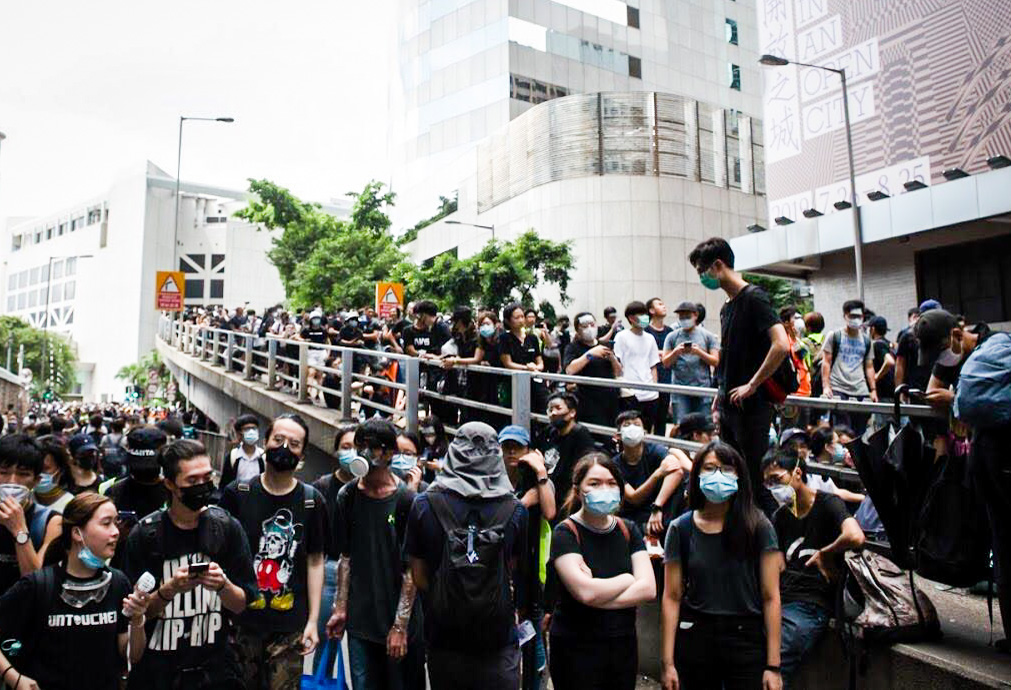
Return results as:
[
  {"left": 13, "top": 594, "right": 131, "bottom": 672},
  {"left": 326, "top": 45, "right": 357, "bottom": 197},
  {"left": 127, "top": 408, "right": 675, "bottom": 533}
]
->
[
  {"left": 649, "top": 504, "right": 663, "bottom": 514},
  {"left": 14, "top": 530, "right": 29, "bottom": 546}
]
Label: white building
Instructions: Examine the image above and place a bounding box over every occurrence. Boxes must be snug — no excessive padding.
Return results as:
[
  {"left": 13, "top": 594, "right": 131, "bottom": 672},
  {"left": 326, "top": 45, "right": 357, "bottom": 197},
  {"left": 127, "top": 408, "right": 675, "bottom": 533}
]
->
[
  {"left": 1, "top": 161, "right": 349, "bottom": 402},
  {"left": 394, "top": 0, "right": 768, "bottom": 317}
]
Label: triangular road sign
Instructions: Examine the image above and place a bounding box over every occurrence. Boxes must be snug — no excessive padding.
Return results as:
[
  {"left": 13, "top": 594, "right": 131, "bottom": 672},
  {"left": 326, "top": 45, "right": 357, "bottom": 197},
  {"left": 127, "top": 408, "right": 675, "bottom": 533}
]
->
[{"left": 381, "top": 286, "right": 399, "bottom": 304}]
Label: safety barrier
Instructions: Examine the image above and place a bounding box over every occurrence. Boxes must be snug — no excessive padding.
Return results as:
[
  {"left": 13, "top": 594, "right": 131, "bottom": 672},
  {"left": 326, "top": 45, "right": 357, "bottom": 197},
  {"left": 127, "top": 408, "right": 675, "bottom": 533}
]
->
[{"left": 158, "top": 315, "right": 943, "bottom": 454}]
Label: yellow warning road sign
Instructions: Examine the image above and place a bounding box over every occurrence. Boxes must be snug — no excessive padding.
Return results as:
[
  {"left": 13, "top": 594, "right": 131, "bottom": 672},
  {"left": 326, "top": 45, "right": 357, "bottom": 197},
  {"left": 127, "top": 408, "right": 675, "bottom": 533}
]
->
[
  {"left": 375, "top": 282, "right": 404, "bottom": 319},
  {"left": 156, "top": 271, "right": 186, "bottom": 311}
]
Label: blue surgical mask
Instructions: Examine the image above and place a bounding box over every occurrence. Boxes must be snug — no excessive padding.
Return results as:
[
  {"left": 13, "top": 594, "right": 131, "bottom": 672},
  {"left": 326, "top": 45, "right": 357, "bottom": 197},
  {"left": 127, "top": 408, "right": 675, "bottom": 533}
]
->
[
  {"left": 700, "top": 270, "right": 720, "bottom": 291},
  {"left": 699, "top": 470, "right": 738, "bottom": 503},
  {"left": 242, "top": 428, "right": 260, "bottom": 445},
  {"left": 832, "top": 445, "right": 847, "bottom": 463},
  {"left": 337, "top": 449, "right": 356, "bottom": 469},
  {"left": 479, "top": 324, "right": 496, "bottom": 338},
  {"left": 583, "top": 487, "right": 621, "bottom": 516},
  {"left": 35, "top": 473, "right": 55, "bottom": 494},
  {"left": 75, "top": 529, "right": 109, "bottom": 569},
  {"left": 390, "top": 454, "right": 417, "bottom": 477},
  {"left": 636, "top": 315, "right": 650, "bottom": 328}
]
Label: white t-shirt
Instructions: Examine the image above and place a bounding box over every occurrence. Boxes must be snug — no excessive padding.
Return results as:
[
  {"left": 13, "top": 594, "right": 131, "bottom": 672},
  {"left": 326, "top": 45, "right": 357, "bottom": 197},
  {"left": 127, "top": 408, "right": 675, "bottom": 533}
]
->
[
  {"left": 231, "top": 446, "right": 264, "bottom": 483},
  {"left": 613, "top": 329, "right": 660, "bottom": 401}
]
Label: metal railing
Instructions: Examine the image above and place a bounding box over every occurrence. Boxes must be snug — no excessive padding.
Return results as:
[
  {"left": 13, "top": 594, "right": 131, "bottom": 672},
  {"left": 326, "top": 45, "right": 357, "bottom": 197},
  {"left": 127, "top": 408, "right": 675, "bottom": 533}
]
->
[{"left": 158, "top": 315, "right": 944, "bottom": 457}]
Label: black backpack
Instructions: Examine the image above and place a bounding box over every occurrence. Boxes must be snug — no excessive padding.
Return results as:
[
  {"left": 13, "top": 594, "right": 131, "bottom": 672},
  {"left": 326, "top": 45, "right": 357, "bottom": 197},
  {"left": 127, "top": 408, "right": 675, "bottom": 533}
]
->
[
  {"left": 427, "top": 489, "right": 520, "bottom": 650},
  {"left": 136, "top": 505, "right": 233, "bottom": 566}
]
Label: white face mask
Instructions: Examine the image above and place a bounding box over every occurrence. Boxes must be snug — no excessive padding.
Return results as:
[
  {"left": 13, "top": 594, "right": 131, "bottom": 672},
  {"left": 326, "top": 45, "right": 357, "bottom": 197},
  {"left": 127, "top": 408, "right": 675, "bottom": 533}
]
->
[
  {"left": 936, "top": 348, "right": 961, "bottom": 367},
  {"left": 620, "top": 424, "right": 645, "bottom": 447},
  {"left": 793, "top": 318, "right": 806, "bottom": 336},
  {"left": 579, "top": 326, "right": 596, "bottom": 342},
  {"left": 678, "top": 317, "right": 694, "bottom": 329},
  {"left": 846, "top": 316, "right": 863, "bottom": 330}
]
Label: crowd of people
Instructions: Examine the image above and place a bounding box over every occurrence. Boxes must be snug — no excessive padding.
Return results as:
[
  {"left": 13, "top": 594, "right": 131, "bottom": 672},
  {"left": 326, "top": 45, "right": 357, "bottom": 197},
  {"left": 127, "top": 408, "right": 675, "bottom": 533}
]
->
[{"left": 0, "top": 235, "right": 1006, "bottom": 690}]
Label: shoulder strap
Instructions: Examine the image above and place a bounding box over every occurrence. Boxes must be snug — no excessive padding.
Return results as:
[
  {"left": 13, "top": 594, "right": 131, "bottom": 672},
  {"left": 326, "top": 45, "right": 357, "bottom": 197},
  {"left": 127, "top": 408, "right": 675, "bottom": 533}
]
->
[
  {"left": 829, "top": 330, "right": 842, "bottom": 371},
  {"left": 616, "top": 517, "right": 631, "bottom": 543},
  {"left": 198, "top": 505, "right": 232, "bottom": 558},
  {"left": 562, "top": 518, "right": 581, "bottom": 547},
  {"left": 393, "top": 484, "right": 415, "bottom": 547},
  {"left": 28, "top": 505, "right": 53, "bottom": 549},
  {"left": 138, "top": 509, "right": 167, "bottom": 566},
  {"left": 427, "top": 490, "right": 461, "bottom": 536}
]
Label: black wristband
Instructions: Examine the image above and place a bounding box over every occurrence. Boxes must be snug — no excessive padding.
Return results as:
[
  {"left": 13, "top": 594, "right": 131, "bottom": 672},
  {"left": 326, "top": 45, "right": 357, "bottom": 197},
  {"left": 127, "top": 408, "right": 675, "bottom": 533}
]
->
[
  {"left": 650, "top": 504, "right": 663, "bottom": 513},
  {"left": 765, "top": 665, "right": 781, "bottom": 673},
  {"left": 537, "top": 476, "right": 549, "bottom": 486},
  {"left": 157, "top": 587, "right": 172, "bottom": 603}
]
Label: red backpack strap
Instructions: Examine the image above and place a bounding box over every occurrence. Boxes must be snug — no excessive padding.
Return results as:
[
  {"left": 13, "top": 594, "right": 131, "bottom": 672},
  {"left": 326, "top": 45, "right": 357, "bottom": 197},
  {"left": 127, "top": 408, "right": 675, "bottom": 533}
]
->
[
  {"left": 616, "top": 518, "right": 631, "bottom": 543},
  {"left": 562, "top": 518, "right": 581, "bottom": 547}
]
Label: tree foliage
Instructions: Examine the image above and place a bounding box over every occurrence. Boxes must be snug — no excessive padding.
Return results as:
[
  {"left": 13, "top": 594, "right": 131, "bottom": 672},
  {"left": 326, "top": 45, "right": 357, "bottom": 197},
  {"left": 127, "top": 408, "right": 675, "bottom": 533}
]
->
[
  {"left": 0, "top": 316, "right": 78, "bottom": 396},
  {"left": 116, "top": 350, "right": 177, "bottom": 404},
  {"left": 400, "top": 230, "right": 575, "bottom": 311},
  {"left": 398, "top": 193, "right": 458, "bottom": 246},
  {"left": 744, "top": 273, "right": 814, "bottom": 313}
]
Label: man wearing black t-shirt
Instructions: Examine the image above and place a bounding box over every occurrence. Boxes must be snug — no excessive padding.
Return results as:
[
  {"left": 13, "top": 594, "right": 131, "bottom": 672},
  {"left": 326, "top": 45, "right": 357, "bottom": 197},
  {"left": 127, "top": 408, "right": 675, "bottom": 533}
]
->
[
  {"left": 536, "top": 393, "right": 597, "bottom": 517},
  {"left": 403, "top": 300, "right": 452, "bottom": 418},
  {"left": 124, "top": 439, "right": 258, "bottom": 690},
  {"left": 220, "top": 414, "right": 326, "bottom": 690},
  {"left": 763, "top": 451, "right": 864, "bottom": 684},
  {"left": 563, "top": 312, "right": 621, "bottom": 428},
  {"left": 689, "top": 237, "right": 790, "bottom": 517}
]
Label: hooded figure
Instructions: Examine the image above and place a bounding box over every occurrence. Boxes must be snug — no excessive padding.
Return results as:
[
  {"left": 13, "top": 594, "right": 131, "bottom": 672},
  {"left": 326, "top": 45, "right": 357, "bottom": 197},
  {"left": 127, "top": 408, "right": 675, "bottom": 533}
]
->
[{"left": 433, "top": 421, "right": 515, "bottom": 498}]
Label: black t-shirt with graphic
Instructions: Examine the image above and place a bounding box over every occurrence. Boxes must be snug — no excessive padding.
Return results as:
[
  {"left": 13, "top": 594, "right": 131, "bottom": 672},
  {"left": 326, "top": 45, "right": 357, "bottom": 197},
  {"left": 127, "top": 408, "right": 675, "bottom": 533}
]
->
[
  {"left": 334, "top": 481, "right": 421, "bottom": 644},
  {"left": 537, "top": 424, "right": 597, "bottom": 517},
  {"left": 548, "top": 517, "right": 645, "bottom": 638},
  {"left": 338, "top": 325, "right": 364, "bottom": 346},
  {"left": 219, "top": 477, "right": 326, "bottom": 633},
  {"left": 122, "top": 510, "right": 258, "bottom": 686},
  {"left": 300, "top": 325, "right": 328, "bottom": 347},
  {"left": 718, "top": 285, "right": 779, "bottom": 405},
  {"left": 402, "top": 323, "right": 449, "bottom": 355},
  {"left": 0, "top": 565, "right": 131, "bottom": 690},
  {"left": 772, "top": 491, "right": 851, "bottom": 611}
]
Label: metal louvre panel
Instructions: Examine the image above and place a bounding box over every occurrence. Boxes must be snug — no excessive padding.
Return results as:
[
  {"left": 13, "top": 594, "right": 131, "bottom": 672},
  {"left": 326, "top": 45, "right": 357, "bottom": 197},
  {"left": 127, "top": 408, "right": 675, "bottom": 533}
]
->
[{"left": 475, "top": 91, "right": 765, "bottom": 210}]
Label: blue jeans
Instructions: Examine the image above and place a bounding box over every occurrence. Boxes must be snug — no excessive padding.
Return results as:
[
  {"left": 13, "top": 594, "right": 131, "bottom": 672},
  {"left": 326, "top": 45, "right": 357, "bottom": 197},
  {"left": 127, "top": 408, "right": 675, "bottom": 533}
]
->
[
  {"left": 780, "top": 601, "right": 830, "bottom": 686},
  {"left": 673, "top": 393, "right": 710, "bottom": 424}
]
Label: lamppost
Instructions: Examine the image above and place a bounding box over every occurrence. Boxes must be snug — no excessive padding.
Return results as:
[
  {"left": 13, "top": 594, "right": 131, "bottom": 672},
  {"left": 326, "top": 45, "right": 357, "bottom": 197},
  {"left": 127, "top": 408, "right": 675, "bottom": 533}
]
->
[
  {"left": 174, "top": 116, "right": 234, "bottom": 270},
  {"left": 445, "top": 219, "right": 496, "bottom": 240},
  {"left": 42, "top": 254, "right": 93, "bottom": 391},
  {"left": 759, "top": 54, "right": 864, "bottom": 301}
]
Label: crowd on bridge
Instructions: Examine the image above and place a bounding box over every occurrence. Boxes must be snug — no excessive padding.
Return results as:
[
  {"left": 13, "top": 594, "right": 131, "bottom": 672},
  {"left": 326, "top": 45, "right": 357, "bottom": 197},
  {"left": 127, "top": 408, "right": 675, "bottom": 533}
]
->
[{"left": 0, "top": 236, "right": 1008, "bottom": 690}]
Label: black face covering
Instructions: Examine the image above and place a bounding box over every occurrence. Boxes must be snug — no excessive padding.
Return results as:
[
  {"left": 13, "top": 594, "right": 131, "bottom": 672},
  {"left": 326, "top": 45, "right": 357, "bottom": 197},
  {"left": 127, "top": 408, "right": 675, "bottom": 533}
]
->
[
  {"left": 265, "top": 444, "right": 300, "bottom": 471},
  {"left": 179, "top": 481, "right": 215, "bottom": 512}
]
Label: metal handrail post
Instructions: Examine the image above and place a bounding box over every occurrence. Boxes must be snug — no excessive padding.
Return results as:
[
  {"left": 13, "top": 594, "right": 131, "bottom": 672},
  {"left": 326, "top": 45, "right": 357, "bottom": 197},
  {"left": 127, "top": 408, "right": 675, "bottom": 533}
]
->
[
  {"left": 340, "top": 350, "right": 354, "bottom": 420},
  {"left": 512, "top": 371, "right": 531, "bottom": 430},
  {"left": 224, "top": 333, "right": 235, "bottom": 369},
  {"left": 297, "top": 343, "right": 310, "bottom": 403},
  {"left": 266, "top": 339, "right": 278, "bottom": 390},
  {"left": 244, "top": 335, "right": 254, "bottom": 380},
  {"left": 405, "top": 358, "right": 420, "bottom": 434}
]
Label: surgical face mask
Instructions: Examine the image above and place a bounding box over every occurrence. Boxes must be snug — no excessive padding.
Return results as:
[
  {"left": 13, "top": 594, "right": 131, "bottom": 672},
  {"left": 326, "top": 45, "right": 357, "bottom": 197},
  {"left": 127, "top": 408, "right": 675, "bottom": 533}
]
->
[
  {"left": 242, "top": 428, "right": 260, "bottom": 445},
  {"left": 311, "top": 318, "right": 321, "bottom": 326},
  {"left": 831, "top": 444, "right": 847, "bottom": 463},
  {"left": 265, "top": 444, "right": 299, "bottom": 471},
  {"left": 699, "top": 469, "right": 738, "bottom": 503},
  {"left": 935, "top": 348, "right": 961, "bottom": 367},
  {"left": 846, "top": 317, "right": 863, "bottom": 330},
  {"left": 390, "top": 454, "right": 417, "bottom": 478},
  {"left": 700, "top": 269, "right": 720, "bottom": 291},
  {"left": 178, "top": 481, "right": 215, "bottom": 512},
  {"left": 60, "top": 569, "right": 113, "bottom": 609},
  {"left": 620, "top": 424, "right": 645, "bottom": 447},
  {"left": 579, "top": 326, "right": 596, "bottom": 342},
  {"left": 75, "top": 528, "right": 110, "bottom": 570},
  {"left": 769, "top": 483, "right": 796, "bottom": 508},
  {"left": 35, "top": 473, "right": 56, "bottom": 495},
  {"left": 678, "top": 317, "right": 695, "bottom": 329},
  {"left": 479, "top": 324, "right": 496, "bottom": 338},
  {"left": 583, "top": 487, "right": 621, "bottom": 516},
  {"left": 0, "top": 483, "right": 30, "bottom": 507},
  {"left": 636, "top": 315, "right": 650, "bottom": 328}
]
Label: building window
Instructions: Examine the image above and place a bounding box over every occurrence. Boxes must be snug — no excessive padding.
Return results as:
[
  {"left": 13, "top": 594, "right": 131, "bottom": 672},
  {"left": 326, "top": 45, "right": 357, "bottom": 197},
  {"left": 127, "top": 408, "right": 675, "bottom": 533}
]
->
[
  {"left": 627, "top": 6, "right": 640, "bottom": 28},
  {"left": 726, "top": 18, "right": 738, "bottom": 45},
  {"left": 52, "top": 261, "right": 63, "bottom": 280},
  {"left": 66, "top": 257, "right": 76, "bottom": 276},
  {"left": 185, "top": 279, "right": 204, "bottom": 299},
  {"left": 210, "top": 279, "right": 225, "bottom": 299},
  {"left": 64, "top": 281, "right": 76, "bottom": 300},
  {"left": 51, "top": 283, "right": 63, "bottom": 303},
  {"left": 629, "top": 55, "right": 642, "bottom": 79},
  {"left": 87, "top": 207, "right": 102, "bottom": 224},
  {"left": 180, "top": 254, "right": 205, "bottom": 274},
  {"left": 29, "top": 267, "right": 39, "bottom": 286},
  {"left": 510, "top": 74, "right": 569, "bottom": 105},
  {"left": 6, "top": 297, "right": 13, "bottom": 312},
  {"left": 7, "top": 275, "right": 15, "bottom": 291},
  {"left": 211, "top": 255, "right": 226, "bottom": 272},
  {"left": 46, "top": 226, "right": 54, "bottom": 240},
  {"left": 58, "top": 222, "right": 67, "bottom": 235},
  {"left": 916, "top": 234, "right": 1011, "bottom": 323},
  {"left": 728, "top": 63, "right": 741, "bottom": 90}
]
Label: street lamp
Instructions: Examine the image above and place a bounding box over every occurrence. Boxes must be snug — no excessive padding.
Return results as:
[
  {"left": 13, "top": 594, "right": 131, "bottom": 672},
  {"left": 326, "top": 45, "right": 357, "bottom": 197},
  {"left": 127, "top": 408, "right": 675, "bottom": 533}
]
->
[
  {"left": 759, "top": 54, "right": 865, "bottom": 301},
  {"left": 42, "top": 254, "right": 93, "bottom": 390},
  {"left": 445, "top": 219, "right": 496, "bottom": 240},
  {"left": 174, "top": 116, "right": 234, "bottom": 270}
]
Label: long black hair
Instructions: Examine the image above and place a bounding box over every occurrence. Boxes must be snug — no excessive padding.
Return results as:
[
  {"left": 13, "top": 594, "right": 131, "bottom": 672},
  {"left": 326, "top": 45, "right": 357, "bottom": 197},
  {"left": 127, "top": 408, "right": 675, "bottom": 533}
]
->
[{"left": 687, "top": 441, "right": 765, "bottom": 561}]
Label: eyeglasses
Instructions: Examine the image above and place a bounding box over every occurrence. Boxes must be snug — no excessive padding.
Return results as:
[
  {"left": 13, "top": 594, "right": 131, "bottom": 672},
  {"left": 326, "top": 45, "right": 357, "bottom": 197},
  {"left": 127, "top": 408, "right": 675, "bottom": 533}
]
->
[
  {"left": 699, "top": 465, "right": 737, "bottom": 478},
  {"left": 270, "top": 435, "right": 303, "bottom": 451},
  {"left": 763, "top": 472, "right": 790, "bottom": 488}
]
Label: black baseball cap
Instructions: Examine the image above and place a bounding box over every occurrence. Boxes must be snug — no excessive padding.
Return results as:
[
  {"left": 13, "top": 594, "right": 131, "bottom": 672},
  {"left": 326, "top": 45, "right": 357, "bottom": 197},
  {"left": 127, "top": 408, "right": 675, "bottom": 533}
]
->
[
  {"left": 867, "top": 316, "right": 888, "bottom": 333},
  {"left": 126, "top": 426, "right": 167, "bottom": 457},
  {"left": 914, "top": 309, "right": 957, "bottom": 366},
  {"left": 674, "top": 301, "right": 699, "bottom": 314},
  {"left": 68, "top": 433, "right": 98, "bottom": 457},
  {"left": 779, "top": 428, "right": 810, "bottom": 448}
]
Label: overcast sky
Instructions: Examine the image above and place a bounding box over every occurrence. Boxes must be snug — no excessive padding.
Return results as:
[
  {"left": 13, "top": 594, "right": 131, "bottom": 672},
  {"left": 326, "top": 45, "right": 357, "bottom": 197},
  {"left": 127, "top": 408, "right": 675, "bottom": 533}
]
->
[{"left": 0, "top": 0, "right": 394, "bottom": 222}]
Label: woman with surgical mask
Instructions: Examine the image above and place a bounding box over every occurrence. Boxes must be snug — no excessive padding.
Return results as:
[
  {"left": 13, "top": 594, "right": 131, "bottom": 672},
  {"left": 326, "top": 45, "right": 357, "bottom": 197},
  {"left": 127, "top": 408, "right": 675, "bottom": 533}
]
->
[
  {"left": 547, "top": 453, "right": 655, "bottom": 690},
  {"left": 34, "top": 435, "right": 74, "bottom": 513},
  {"left": 810, "top": 427, "right": 850, "bottom": 467},
  {"left": 660, "top": 441, "right": 783, "bottom": 690},
  {"left": 392, "top": 431, "right": 427, "bottom": 492},
  {"left": 0, "top": 493, "right": 151, "bottom": 690},
  {"left": 418, "top": 417, "right": 450, "bottom": 482}
]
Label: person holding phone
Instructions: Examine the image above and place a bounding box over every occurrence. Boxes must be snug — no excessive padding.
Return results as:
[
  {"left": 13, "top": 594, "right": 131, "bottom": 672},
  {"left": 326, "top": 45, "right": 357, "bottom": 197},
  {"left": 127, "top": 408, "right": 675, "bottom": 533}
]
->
[
  {"left": 662, "top": 302, "right": 720, "bottom": 426},
  {"left": 123, "top": 440, "right": 257, "bottom": 690}
]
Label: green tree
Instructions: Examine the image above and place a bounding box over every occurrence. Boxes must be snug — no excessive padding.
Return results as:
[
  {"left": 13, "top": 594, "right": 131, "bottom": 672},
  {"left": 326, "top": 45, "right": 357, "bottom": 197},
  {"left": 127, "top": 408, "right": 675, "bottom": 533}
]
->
[
  {"left": 744, "top": 273, "right": 813, "bottom": 313},
  {"left": 236, "top": 179, "right": 409, "bottom": 308},
  {"left": 0, "top": 316, "right": 78, "bottom": 396},
  {"left": 398, "top": 192, "right": 458, "bottom": 246},
  {"left": 400, "top": 230, "right": 575, "bottom": 311},
  {"left": 116, "top": 350, "right": 176, "bottom": 403}
]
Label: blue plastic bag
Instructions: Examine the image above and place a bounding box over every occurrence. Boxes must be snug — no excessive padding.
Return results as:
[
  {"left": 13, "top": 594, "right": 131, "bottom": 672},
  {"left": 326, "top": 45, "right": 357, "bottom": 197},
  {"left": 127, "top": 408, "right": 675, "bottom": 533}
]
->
[
  {"left": 954, "top": 332, "right": 1011, "bottom": 428},
  {"left": 300, "top": 639, "right": 347, "bottom": 690}
]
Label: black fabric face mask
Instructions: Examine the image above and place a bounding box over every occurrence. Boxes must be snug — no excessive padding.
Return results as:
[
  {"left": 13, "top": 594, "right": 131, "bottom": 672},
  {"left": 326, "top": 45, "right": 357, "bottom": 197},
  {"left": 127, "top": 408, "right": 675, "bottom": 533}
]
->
[
  {"left": 179, "top": 481, "right": 215, "bottom": 512},
  {"left": 265, "top": 444, "right": 299, "bottom": 471}
]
